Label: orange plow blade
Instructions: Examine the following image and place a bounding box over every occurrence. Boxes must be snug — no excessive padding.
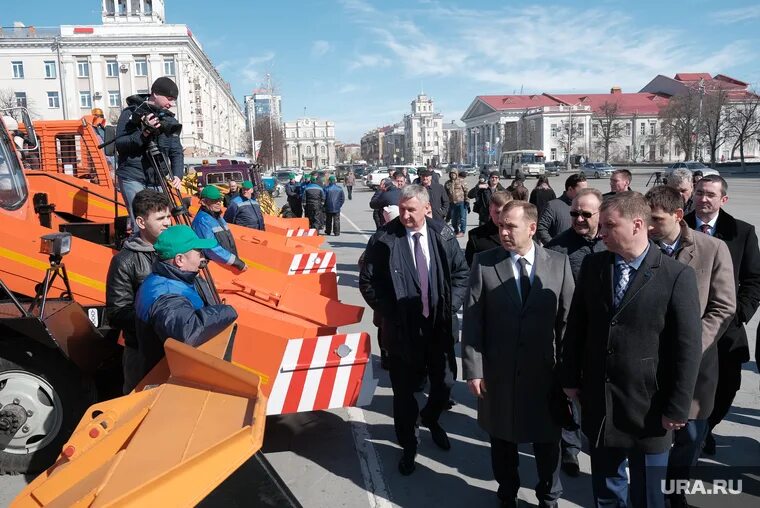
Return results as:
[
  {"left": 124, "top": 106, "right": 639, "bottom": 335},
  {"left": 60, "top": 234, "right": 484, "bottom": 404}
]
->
[{"left": 12, "top": 337, "right": 267, "bottom": 508}]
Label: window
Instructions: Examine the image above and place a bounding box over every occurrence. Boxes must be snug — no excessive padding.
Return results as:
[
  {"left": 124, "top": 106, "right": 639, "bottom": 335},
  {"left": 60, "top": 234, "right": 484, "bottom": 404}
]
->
[
  {"left": 44, "top": 61, "right": 57, "bottom": 79},
  {"left": 118, "top": 0, "right": 127, "bottom": 15},
  {"left": 0, "top": 127, "right": 29, "bottom": 210},
  {"left": 108, "top": 91, "right": 121, "bottom": 107},
  {"left": 145, "top": 0, "right": 153, "bottom": 14},
  {"left": 47, "top": 91, "right": 60, "bottom": 108},
  {"left": 306, "top": 146, "right": 312, "bottom": 155},
  {"left": 551, "top": 124, "right": 558, "bottom": 138},
  {"left": 77, "top": 60, "right": 89, "bottom": 77},
  {"left": 551, "top": 148, "right": 557, "bottom": 160},
  {"left": 320, "top": 146, "right": 326, "bottom": 155},
  {"left": 106, "top": 60, "right": 118, "bottom": 77},
  {"left": 79, "top": 91, "right": 92, "bottom": 108},
  {"left": 135, "top": 58, "right": 148, "bottom": 76},
  {"left": 163, "top": 57, "right": 175, "bottom": 76},
  {"left": 136, "top": 89, "right": 149, "bottom": 94},
  {"left": 625, "top": 123, "right": 631, "bottom": 136},
  {"left": 625, "top": 146, "right": 631, "bottom": 159},
  {"left": 660, "top": 144, "right": 666, "bottom": 157},
  {"left": 291, "top": 147, "right": 296, "bottom": 156},
  {"left": 592, "top": 124, "right": 599, "bottom": 137},
  {"left": 12, "top": 61, "right": 24, "bottom": 79},
  {"left": 14, "top": 92, "right": 27, "bottom": 107},
  {"left": 577, "top": 123, "right": 584, "bottom": 136},
  {"left": 640, "top": 145, "right": 645, "bottom": 158},
  {"left": 417, "top": 142, "right": 422, "bottom": 147},
  {"left": 650, "top": 123, "right": 656, "bottom": 135},
  {"left": 640, "top": 123, "right": 645, "bottom": 135}
]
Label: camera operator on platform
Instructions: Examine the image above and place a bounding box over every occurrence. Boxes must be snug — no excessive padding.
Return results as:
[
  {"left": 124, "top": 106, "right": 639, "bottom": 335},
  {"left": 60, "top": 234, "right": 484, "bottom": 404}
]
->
[{"left": 116, "top": 77, "right": 184, "bottom": 227}]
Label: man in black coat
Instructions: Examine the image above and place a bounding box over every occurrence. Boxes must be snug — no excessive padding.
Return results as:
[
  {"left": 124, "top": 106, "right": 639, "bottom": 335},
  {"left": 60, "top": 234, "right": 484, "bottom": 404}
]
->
[
  {"left": 369, "top": 178, "right": 401, "bottom": 229},
  {"left": 684, "top": 175, "right": 760, "bottom": 455},
  {"left": 106, "top": 190, "right": 172, "bottom": 393},
  {"left": 468, "top": 170, "right": 505, "bottom": 225},
  {"left": 464, "top": 190, "right": 512, "bottom": 266},
  {"left": 419, "top": 168, "right": 449, "bottom": 222},
  {"left": 561, "top": 192, "right": 701, "bottom": 508},
  {"left": 536, "top": 173, "right": 588, "bottom": 245},
  {"left": 360, "top": 184, "right": 469, "bottom": 476}
]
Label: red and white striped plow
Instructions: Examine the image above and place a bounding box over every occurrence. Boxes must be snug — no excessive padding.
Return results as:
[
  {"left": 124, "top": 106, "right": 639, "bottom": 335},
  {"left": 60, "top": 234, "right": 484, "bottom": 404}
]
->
[
  {"left": 286, "top": 228, "right": 318, "bottom": 237},
  {"left": 287, "top": 251, "right": 337, "bottom": 275},
  {"left": 266, "top": 332, "right": 377, "bottom": 415}
]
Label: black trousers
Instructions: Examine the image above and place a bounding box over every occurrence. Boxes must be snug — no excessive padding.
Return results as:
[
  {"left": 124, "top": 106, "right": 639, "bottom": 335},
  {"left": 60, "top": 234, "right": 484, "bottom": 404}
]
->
[
  {"left": 347, "top": 185, "right": 353, "bottom": 200},
  {"left": 707, "top": 348, "right": 744, "bottom": 432},
  {"left": 388, "top": 340, "right": 455, "bottom": 452},
  {"left": 490, "top": 437, "right": 562, "bottom": 506},
  {"left": 325, "top": 212, "right": 341, "bottom": 235},
  {"left": 287, "top": 198, "right": 302, "bottom": 218}
]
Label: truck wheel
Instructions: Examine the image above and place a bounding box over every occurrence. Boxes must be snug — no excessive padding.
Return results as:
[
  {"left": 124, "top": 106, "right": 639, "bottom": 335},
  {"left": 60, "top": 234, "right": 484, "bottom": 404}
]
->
[{"left": 0, "top": 341, "right": 95, "bottom": 474}]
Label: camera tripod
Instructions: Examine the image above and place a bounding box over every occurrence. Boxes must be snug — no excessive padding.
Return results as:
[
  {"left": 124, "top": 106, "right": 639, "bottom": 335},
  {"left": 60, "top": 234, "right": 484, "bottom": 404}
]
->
[{"left": 145, "top": 139, "right": 222, "bottom": 305}]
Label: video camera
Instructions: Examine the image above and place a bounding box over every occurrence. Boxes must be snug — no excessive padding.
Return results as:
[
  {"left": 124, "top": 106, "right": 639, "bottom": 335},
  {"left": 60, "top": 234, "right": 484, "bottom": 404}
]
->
[{"left": 129, "top": 100, "right": 182, "bottom": 137}]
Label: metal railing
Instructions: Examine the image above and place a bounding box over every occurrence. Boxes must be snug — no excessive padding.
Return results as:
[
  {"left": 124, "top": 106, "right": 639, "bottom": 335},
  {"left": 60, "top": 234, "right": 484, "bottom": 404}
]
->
[{"left": 0, "top": 26, "right": 61, "bottom": 39}]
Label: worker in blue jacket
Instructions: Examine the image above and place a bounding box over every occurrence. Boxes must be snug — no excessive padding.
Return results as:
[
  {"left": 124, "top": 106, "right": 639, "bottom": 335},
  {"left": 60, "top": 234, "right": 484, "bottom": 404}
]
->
[
  {"left": 301, "top": 175, "right": 326, "bottom": 230},
  {"left": 224, "top": 180, "right": 265, "bottom": 230},
  {"left": 191, "top": 185, "right": 247, "bottom": 272},
  {"left": 323, "top": 176, "right": 345, "bottom": 236},
  {"left": 132, "top": 225, "right": 238, "bottom": 392}
]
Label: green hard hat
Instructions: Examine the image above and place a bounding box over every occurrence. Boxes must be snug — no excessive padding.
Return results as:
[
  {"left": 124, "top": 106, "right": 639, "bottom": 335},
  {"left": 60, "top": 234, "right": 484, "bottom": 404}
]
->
[
  {"left": 154, "top": 225, "right": 217, "bottom": 260},
  {"left": 200, "top": 185, "right": 223, "bottom": 200}
]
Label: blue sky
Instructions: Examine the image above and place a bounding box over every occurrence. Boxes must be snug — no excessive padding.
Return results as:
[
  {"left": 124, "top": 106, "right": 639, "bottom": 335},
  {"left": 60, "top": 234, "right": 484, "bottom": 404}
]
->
[{"left": 5, "top": 0, "right": 760, "bottom": 142}]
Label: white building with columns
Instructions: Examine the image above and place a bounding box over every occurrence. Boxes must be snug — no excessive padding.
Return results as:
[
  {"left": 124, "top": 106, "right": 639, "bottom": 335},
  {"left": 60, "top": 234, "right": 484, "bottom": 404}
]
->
[
  {"left": 282, "top": 117, "right": 336, "bottom": 169},
  {"left": 0, "top": 0, "right": 246, "bottom": 157}
]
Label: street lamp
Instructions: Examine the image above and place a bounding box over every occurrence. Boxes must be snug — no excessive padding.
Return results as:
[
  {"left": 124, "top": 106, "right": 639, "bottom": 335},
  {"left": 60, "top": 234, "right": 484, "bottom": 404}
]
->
[{"left": 51, "top": 37, "right": 68, "bottom": 120}]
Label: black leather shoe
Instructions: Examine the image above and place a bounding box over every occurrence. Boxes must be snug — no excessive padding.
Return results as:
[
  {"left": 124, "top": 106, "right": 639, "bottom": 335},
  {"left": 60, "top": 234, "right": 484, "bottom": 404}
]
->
[
  {"left": 446, "top": 398, "right": 457, "bottom": 410},
  {"left": 499, "top": 496, "right": 517, "bottom": 508},
  {"left": 668, "top": 492, "right": 690, "bottom": 508},
  {"left": 561, "top": 456, "right": 580, "bottom": 477},
  {"left": 398, "top": 449, "right": 416, "bottom": 476},
  {"left": 422, "top": 420, "right": 451, "bottom": 450}
]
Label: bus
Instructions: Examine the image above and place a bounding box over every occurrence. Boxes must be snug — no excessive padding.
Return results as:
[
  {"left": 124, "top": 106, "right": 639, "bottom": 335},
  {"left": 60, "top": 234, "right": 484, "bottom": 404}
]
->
[{"left": 499, "top": 150, "right": 546, "bottom": 178}]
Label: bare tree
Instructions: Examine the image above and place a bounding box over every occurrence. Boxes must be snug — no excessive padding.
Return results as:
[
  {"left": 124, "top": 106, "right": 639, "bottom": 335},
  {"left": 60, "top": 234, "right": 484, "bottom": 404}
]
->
[
  {"left": 593, "top": 101, "right": 624, "bottom": 162},
  {"left": 700, "top": 88, "right": 730, "bottom": 167},
  {"left": 557, "top": 119, "right": 582, "bottom": 167},
  {"left": 725, "top": 91, "right": 760, "bottom": 169},
  {"left": 253, "top": 115, "right": 284, "bottom": 168},
  {"left": 659, "top": 87, "right": 701, "bottom": 161},
  {"left": 0, "top": 88, "right": 38, "bottom": 119}
]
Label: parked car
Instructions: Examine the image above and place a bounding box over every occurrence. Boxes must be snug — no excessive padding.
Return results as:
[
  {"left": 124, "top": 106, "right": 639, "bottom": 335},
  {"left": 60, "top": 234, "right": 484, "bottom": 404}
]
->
[
  {"left": 544, "top": 161, "right": 563, "bottom": 176},
  {"left": 580, "top": 162, "right": 615, "bottom": 179},
  {"left": 665, "top": 161, "right": 720, "bottom": 177},
  {"left": 364, "top": 168, "right": 391, "bottom": 190}
]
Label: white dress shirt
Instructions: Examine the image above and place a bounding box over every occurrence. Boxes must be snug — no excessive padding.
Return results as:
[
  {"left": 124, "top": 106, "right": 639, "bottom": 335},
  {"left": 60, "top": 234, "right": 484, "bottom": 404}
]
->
[
  {"left": 695, "top": 214, "right": 719, "bottom": 236},
  {"left": 406, "top": 223, "right": 431, "bottom": 272},
  {"left": 508, "top": 243, "right": 536, "bottom": 301}
]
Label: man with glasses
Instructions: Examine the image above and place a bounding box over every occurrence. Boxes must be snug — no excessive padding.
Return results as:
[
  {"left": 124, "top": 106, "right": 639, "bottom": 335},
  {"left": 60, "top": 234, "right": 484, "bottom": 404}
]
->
[
  {"left": 115, "top": 77, "right": 184, "bottom": 228},
  {"left": 545, "top": 187, "right": 606, "bottom": 476}
]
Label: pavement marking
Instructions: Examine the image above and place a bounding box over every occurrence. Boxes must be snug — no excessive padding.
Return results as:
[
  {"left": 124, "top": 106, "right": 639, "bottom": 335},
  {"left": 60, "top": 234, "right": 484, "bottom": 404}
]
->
[{"left": 340, "top": 212, "right": 392, "bottom": 508}]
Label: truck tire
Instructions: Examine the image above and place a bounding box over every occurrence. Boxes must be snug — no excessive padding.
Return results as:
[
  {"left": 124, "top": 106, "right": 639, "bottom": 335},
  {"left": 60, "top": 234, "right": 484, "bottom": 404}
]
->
[{"left": 0, "top": 340, "right": 95, "bottom": 474}]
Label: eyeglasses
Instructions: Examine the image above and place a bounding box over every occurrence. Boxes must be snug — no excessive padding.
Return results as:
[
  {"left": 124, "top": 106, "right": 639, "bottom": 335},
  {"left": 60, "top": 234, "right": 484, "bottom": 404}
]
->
[{"left": 570, "top": 210, "right": 599, "bottom": 219}]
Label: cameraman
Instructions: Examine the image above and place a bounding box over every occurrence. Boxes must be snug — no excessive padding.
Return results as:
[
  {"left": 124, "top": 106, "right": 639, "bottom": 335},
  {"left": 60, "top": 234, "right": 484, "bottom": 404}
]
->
[{"left": 116, "top": 77, "right": 184, "bottom": 227}]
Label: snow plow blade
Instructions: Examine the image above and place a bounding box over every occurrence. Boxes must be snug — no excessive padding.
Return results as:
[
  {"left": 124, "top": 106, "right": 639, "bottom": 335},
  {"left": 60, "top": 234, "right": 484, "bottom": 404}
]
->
[{"left": 11, "top": 336, "right": 283, "bottom": 507}]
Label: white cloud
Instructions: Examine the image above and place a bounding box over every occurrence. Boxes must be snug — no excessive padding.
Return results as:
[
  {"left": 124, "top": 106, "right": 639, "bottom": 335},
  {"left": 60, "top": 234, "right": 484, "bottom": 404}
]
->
[
  {"left": 311, "top": 40, "right": 331, "bottom": 57},
  {"left": 348, "top": 53, "right": 392, "bottom": 70},
  {"left": 338, "top": 83, "right": 359, "bottom": 94},
  {"left": 713, "top": 5, "right": 760, "bottom": 24},
  {"left": 232, "top": 52, "right": 275, "bottom": 84}
]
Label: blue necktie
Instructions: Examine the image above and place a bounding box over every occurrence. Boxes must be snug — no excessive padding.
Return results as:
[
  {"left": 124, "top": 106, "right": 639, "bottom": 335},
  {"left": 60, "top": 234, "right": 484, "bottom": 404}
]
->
[{"left": 614, "top": 264, "right": 632, "bottom": 309}]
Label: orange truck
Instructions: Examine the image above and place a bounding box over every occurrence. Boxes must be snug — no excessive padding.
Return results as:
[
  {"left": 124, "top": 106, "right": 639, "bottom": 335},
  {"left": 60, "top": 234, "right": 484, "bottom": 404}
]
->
[{"left": 0, "top": 109, "right": 373, "bottom": 504}]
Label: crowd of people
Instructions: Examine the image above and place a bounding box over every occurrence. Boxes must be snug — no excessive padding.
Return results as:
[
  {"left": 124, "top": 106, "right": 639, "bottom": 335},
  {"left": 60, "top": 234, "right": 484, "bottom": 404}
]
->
[{"left": 358, "top": 167, "right": 760, "bottom": 508}]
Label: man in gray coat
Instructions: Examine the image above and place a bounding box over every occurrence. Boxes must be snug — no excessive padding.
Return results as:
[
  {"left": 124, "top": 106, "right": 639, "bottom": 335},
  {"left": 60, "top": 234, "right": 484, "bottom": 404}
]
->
[
  {"left": 463, "top": 200, "right": 575, "bottom": 508},
  {"left": 536, "top": 173, "right": 587, "bottom": 245}
]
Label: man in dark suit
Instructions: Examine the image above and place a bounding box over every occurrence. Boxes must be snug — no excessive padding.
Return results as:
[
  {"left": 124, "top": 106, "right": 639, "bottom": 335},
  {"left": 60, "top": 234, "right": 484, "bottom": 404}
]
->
[
  {"left": 359, "top": 184, "right": 469, "bottom": 476},
  {"left": 646, "top": 185, "right": 736, "bottom": 508},
  {"left": 419, "top": 168, "right": 450, "bottom": 222},
  {"left": 464, "top": 201, "right": 575, "bottom": 508},
  {"left": 684, "top": 175, "right": 760, "bottom": 455},
  {"left": 603, "top": 169, "right": 632, "bottom": 198},
  {"left": 464, "top": 190, "right": 512, "bottom": 265},
  {"left": 561, "top": 191, "right": 702, "bottom": 508}
]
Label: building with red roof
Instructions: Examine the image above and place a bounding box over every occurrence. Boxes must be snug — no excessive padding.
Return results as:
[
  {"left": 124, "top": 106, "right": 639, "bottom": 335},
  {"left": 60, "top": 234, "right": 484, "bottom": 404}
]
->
[{"left": 461, "top": 73, "right": 757, "bottom": 166}]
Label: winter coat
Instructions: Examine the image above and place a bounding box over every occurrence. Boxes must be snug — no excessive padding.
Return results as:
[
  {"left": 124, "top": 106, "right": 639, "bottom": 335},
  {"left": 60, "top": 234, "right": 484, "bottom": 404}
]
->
[
  {"left": 134, "top": 261, "right": 237, "bottom": 391},
  {"left": 463, "top": 244, "right": 575, "bottom": 443},
  {"left": 224, "top": 195, "right": 265, "bottom": 230},
  {"left": 115, "top": 95, "right": 184, "bottom": 184},
  {"left": 545, "top": 228, "right": 607, "bottom": 281},
  {"left": 444, "top": 178, "right": 468, "bottom": 204},
  {"left": 359, "top": 217, "right": 469, "bottom": 363},
  {"left": 369, "top": 186, "right": 401, "bottom": 228},
  {"left": 424, "top": 182, "right": 450, "bottom": 222},
  {"left": 536, "top": 192, "right": 573, "bottom": 245},
  {"left": 105, "top": 235, "right": 157, "bottom": 348},
  {"left": 468, "top": 183, "right": 505, "bottom": 224},
  {"left": 345, "top": 173, "right": 356, "bottom": 186},
  {"left": 302, "top": 183, "right": 325, "bottom": 211},
  {"left": 529, "top": 187, "right": 557, "bottom": 219},
  {"left": 324, "top": 183, "right": 346, "bottom": 213},
  {"left": 191, "top": 206, "right": 245, "bottom": 270},
  {"left": 507, "top": 182, "right": 529, "bottom": 201},
  {"left": 464, "top": 220, "right": 500, "bottom": 266}
]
